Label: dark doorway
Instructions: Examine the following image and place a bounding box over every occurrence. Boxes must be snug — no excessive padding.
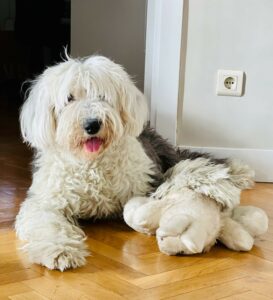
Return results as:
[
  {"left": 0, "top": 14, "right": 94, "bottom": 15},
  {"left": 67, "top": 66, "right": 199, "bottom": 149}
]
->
[{"left": 0, "top": 0, "right": 71, "bottom": 104}]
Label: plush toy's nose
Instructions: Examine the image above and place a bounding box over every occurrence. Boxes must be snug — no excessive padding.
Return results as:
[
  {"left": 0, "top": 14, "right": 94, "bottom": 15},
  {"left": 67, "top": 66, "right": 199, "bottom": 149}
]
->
[{"left": 83, "top": 119, "right": 102, "bottom": 135}]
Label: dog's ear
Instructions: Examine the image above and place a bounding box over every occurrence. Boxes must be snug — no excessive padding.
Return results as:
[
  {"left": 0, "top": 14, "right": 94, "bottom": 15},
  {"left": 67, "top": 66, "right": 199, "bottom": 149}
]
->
[
  {"left": 120, "top": 84, "right": 149, "bottom": 137},
  {"left": 20, "top": 75, "right": 56, "bottom": 150}
]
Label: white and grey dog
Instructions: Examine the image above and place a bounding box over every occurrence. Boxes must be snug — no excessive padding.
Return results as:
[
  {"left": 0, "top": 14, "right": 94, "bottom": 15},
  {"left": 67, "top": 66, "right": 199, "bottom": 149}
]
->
[{"left": 16, "top": 55, "right": 268, "bottom": 271}]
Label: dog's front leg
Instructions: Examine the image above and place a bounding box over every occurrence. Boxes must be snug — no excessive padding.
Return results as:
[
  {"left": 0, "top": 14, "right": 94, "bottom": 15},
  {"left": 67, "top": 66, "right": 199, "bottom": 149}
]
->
[{"left": 15, "top": 198, "right": 89, "bottom": 271}]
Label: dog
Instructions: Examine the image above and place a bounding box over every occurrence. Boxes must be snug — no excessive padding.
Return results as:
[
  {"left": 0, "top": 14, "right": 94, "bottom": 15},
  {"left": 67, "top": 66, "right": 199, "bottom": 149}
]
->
[{"left": 16, "top": 55, "right": 268, "bottom": 270}]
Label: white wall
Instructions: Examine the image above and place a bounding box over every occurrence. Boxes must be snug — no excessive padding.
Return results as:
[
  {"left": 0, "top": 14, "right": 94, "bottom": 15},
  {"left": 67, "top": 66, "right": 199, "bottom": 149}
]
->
[
  {"left": 178, "top": 0, "right": 273, "bottom": 151},
  {"left": 71, "top": 0, "right": 147, "bottom": 90}
]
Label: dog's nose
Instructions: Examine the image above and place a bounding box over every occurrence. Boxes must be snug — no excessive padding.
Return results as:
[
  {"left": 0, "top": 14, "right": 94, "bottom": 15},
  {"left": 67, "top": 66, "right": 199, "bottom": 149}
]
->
[{"left": 84, "top": 119, "right": 102, "bottom": 135}]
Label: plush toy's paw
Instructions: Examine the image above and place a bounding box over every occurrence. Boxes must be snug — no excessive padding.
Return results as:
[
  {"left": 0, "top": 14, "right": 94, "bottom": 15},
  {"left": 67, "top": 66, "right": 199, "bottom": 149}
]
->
[
  {"left": 23, "top": 240, "right": 89, "bottom": 271},
  {"left": 232, "top": 206, "right": 268, "bottom": 237},
  {"left": 219, "top": 206, "right": 268, "bottom": 252},
  {"left": 219, "top": 217, "right": 254, "bottom": 251},
  {"left": 156, "top": 214, "right": 216, "bottom": 255},
  {"left": 123, "top": 197, "right": 162, "bottom": 235}
]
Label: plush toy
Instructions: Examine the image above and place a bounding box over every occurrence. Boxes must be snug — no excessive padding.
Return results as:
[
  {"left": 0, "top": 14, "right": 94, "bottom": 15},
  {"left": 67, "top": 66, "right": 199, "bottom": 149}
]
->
[{"left": 124, "top": 157, "right": 268, "bottom": 255}]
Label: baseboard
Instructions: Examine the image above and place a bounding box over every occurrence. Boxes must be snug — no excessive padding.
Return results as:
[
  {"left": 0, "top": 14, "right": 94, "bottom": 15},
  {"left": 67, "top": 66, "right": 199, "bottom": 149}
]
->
[{"left": 179, "top": 146, "right": 273, "bottom": 183}]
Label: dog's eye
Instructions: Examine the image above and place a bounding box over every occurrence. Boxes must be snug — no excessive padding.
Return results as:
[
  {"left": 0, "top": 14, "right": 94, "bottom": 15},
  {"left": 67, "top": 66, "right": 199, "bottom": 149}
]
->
[{"left": 68, "top": 94, "right": 74, "bottom": 103}]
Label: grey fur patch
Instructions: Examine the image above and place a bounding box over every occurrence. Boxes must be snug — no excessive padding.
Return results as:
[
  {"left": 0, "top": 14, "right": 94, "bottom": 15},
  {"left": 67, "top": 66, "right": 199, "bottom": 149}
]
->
[
  {"left": 139, "top": 126, "right": 227, "bottom": 169},
  {"left": 138, "top": 126, "right": 229, "bottom": 191},
  {"left": 138, "top": 126, "right": 179, "bottom": 173}
]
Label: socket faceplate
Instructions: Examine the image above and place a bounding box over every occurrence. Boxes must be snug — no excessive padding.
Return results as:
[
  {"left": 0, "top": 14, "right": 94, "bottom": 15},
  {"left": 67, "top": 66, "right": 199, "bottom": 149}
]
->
[{"left": 216, "top": 70, "right": 244, "bottom": 96}]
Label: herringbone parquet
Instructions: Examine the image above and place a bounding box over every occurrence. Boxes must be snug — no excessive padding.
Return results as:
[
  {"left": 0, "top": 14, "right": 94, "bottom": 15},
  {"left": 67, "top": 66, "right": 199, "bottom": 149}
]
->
[{"left": 0, "top": 97, "right": 272, "bottom": 300}]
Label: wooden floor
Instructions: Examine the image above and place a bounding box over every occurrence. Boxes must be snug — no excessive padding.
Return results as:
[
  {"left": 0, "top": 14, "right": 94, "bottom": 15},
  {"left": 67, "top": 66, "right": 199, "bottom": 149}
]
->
[{"left": 0, "top": 96, "right": 273, "bottom": 300}]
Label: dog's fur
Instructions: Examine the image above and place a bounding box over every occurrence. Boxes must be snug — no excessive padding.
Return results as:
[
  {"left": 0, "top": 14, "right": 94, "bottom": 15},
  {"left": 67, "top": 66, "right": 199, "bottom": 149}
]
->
[{"left": 16, "top": 55, "right": 268, "bottom": 271}]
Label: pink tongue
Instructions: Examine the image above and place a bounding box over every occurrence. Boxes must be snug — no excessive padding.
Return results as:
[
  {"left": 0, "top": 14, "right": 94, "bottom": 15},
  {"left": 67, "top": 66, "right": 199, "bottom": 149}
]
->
[{"left": 85, "top": 137, "right": 102, "bottom": 152}]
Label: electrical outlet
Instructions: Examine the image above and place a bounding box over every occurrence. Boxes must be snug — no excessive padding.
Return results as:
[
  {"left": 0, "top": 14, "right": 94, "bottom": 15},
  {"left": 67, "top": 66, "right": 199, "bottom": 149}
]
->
[{"left": 216, "top": 70, "right": 244, "bottom": 96}]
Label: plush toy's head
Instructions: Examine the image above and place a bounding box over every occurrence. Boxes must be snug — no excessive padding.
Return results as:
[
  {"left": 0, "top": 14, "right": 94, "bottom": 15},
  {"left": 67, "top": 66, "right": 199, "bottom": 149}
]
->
[{"left": 20, "top": 55, "right": 148, "bottom": 160}]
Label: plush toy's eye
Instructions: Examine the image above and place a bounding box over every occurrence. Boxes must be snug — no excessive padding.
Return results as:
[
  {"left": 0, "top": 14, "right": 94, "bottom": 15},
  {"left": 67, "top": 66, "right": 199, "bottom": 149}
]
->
[
  {"left": 98, "top": 95, "right": 106, "bottom": 101},
  {"left": 68, "top": 94, "right": 74, "bottom": 103}
]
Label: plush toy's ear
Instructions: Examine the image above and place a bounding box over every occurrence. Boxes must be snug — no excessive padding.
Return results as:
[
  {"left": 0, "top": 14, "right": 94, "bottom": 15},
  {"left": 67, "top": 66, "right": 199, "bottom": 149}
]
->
[
  {"left": 120, "top": 84, "right": 149, "bottom": 137},
  {"left": 20, "top": 76, "right": 56, "bottom": 150}
]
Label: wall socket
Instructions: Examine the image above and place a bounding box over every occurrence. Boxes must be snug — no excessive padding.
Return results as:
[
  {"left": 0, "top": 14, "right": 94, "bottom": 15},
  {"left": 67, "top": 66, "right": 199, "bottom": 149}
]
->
[{"left": 216, "top": 70, "right": 244, "bottom": 96}]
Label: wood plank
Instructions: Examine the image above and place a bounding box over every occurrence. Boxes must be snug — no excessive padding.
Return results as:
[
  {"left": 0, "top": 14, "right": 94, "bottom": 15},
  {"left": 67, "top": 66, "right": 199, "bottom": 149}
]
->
[
  {"left": 222, "top": 290, "right": 272, "bottom": 300},
  {"left": 166, "top": 279, "right": 250, "bottom": 300},
  {"left": 9, "top": 291, "right": 48, "bottom": 300},
  {"left": 0, "top": 283, "right": 31, "bottom": 300},
  {"left": 130, "top": 257, "right": 246, "bottom": 289},
  {"left": 135, "top": 268, "right": 248, "bottom": 299},
  {"left": 23, "top": 276, "right": 124, "bottom": 300}
]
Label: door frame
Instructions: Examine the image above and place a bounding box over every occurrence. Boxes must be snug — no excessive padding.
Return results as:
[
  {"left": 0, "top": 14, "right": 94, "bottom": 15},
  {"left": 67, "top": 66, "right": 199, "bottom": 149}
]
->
[{"left": 144, "top": 0, "right": 187, "bottom": 145}]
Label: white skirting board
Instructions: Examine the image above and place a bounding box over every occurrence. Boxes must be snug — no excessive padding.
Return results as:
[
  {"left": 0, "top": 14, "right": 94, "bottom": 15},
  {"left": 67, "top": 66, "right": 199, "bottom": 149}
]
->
[{"left": 179, "top": 146, "right": 273, "bottom": 183}]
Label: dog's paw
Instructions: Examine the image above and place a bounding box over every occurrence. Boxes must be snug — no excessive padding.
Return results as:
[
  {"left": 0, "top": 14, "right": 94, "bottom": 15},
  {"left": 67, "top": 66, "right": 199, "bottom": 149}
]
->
[
  {"left": 232, "top": 206, "right": 268, "bottom": 237},
  {"left": 24, "top": 240, "right": 90, "bottom": 271},
  {"left": 50, "top": 249, "right": 89, "bottom": 271},
  {"left": 123, "top": 197, "right": 162, "bottom": 235},
  {"left": 156, "top": 214, "right": 216, "bottom": 255}
]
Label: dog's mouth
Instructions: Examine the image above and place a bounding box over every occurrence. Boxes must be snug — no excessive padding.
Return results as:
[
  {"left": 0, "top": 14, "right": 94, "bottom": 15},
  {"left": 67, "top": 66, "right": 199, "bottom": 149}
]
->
[{"left": 84, "top": 137, "right": 104, "bottom": 153}]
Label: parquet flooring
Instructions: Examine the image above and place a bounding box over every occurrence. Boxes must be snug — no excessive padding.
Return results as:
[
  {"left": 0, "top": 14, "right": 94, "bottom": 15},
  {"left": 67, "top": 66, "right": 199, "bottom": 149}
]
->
[{"left": 0, "top": 96, "right": 272, "bottom": 299}]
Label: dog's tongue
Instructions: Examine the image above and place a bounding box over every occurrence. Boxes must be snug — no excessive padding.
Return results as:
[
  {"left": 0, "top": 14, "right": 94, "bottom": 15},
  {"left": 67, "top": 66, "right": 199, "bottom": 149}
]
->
[{"left": 85, "top": 137, "right": 103, "bottom": 152}]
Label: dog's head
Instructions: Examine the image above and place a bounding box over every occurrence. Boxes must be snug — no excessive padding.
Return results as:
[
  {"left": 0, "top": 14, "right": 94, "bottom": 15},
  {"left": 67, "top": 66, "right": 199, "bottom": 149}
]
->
[{"left": 20, "top": 56, "right": 148, "bottom": 159}]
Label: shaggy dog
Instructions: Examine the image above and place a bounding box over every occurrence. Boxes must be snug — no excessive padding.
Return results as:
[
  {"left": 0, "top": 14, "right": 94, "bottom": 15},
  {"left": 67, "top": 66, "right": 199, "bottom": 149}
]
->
[{"left": 16, "top": 55, "right": 268, "bottom": 271}]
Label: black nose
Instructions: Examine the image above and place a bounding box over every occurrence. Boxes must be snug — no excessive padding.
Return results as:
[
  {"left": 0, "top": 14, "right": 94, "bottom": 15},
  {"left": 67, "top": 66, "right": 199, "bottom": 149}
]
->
[{"left": 84, "top": 119, "right": 102, "bottom": 135}]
